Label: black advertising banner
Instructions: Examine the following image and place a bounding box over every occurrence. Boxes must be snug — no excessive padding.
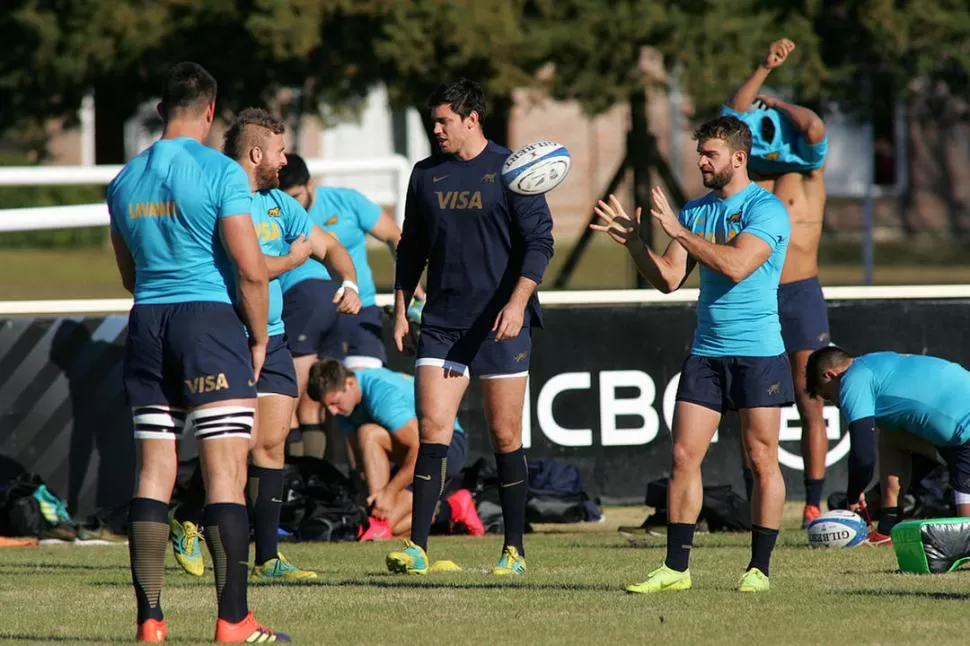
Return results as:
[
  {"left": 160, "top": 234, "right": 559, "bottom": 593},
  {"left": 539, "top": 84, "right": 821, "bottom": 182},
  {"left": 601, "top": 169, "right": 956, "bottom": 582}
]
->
[{"left": 2, "top": 297, "right": 970, "bottom": 515}]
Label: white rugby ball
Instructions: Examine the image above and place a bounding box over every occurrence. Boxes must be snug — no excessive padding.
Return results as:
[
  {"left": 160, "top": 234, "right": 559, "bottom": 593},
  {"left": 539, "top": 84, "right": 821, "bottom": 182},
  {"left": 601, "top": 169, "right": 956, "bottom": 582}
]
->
[
  {"left": 807, "top": 509, "right": 868, "bottom": 549},
  {"left": 501, "top": 140, "right": 571, "bottom": 196}
]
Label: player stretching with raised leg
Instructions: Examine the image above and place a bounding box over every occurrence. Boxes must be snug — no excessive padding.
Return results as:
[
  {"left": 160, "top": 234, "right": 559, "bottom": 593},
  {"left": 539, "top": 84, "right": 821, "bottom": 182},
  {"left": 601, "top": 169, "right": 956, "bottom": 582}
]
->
[
  {"left": 722, "top": 38, "right": 830, "bottom": 527},
  {"left": 223, "top": 108, "right": 360, "bottom": 581},
  {"left": 592, "top": 116, "right": 792, "bottom": 593},
  {"left": 386, "top": 78, "right": 554, "bottom": 575},
  {"left": 108, "top": 63, "right": 286, "bottom": 642}
]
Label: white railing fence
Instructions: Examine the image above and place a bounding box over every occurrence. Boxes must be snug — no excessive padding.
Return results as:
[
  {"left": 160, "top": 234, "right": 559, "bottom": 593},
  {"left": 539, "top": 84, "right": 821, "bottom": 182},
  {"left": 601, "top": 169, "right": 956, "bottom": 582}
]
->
[{"left": 0, "top": 156, "right": 412, "bottom": 233}]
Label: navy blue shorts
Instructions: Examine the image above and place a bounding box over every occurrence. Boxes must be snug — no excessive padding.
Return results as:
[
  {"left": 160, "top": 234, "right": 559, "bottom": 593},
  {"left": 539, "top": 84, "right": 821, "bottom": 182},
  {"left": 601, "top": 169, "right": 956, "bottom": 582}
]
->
[
  {"left": 778, "top": 276, "right": 830, "bottom": 352},
  {"left": 938, "top": 444, "right": 970, "bottom": 494},
  {"left": 416, "top": 325, "right": 532, "bottom": 378},
  {"left": 281, "top": 279, "right": 344, "bottom": 359},
  {"left": 676, "top": 353, "right": 795, "bottom": 413},
  {"left": 340, "top": 305, "right": 387, "bottom": 366},
  {"left": 257, "top": 335, "right": 298, "bottom": 397},
  {"left": 124, "top": 302, "right": 256, "bottom": 408}
]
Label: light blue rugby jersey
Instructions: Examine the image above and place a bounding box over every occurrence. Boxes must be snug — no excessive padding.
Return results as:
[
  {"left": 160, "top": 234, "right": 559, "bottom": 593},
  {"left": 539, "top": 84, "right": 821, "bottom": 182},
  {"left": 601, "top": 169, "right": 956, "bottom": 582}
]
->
[
  {"left": 335, "top": 368, "right": 465, "bottom": 435},
  {"left": 680, "top": 182, "right": 790, "bottom": 357},
  {"left": 107, "top": 137, "right": 252, "bottom": 304},
  {"left": 840, "top": 352, "right": 970, "bottom": 447},
  {"left": 280, "top": 186, "right": 382, "bottom": 306},
  {"left": 251, "top": 189, "right": 313, "bottom": 336}
]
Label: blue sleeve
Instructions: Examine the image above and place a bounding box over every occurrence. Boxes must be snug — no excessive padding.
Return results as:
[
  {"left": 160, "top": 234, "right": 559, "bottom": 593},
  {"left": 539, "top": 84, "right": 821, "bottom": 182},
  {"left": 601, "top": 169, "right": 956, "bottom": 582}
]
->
[
  {"left": 719, "top": 104, "right": 747, "bottom": 119},
  {"left": 840, "top": 367, "right": 877, "bottom": 424},
  {"left": 280, "top": 193, "right": 313, "bottom": 243},
  {"left": 741, "top": 197, "right": 789, "bottom": 251},
  {"left": 348, "top": 189, "right": 383, "bottom": 234},
  {"left": 509, "top": 192, "right": 554, "bottom": 283},
  {"left": 795, "top": 135, "right": 828, "bottom": 169},
  {"left": 846, "top": 417, "right": 877, "bottom": 501},
  {"left": 394, "top": 172, "right": 429, "bottom": 292},
  {"left": 106, "top": 180, "right": 120, "bottom": 231},
  {"left": 367, "top": 380, "right": 416, "bottom": 434},
  {"left": 217, "top": 162, "right": 253, "bottom": 219}
]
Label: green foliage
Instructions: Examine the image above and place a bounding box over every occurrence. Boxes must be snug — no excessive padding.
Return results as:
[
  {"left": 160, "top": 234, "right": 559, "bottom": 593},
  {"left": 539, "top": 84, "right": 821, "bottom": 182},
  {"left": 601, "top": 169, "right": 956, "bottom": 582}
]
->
[{"left": 1, "top": 0, "right": 967, "bottom": 161}]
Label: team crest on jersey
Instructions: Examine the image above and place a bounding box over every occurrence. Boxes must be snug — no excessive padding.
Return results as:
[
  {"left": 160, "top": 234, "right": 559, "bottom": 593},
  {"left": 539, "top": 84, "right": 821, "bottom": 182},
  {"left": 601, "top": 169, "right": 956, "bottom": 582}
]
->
[
  {"left": 727, "top": 211, "right": 742, "bottom": 224},
  {"left": 325, "top": 215, "right": 338, "bottom": 225},
  {"left": 765, "top": 152, "right": 779, "bottom": 160},
  {"left": 267, "top": 207, "right": 280, "bottom": 217},
  {"left": 482, "top": 172, "right": 497, "bottom": 183}
]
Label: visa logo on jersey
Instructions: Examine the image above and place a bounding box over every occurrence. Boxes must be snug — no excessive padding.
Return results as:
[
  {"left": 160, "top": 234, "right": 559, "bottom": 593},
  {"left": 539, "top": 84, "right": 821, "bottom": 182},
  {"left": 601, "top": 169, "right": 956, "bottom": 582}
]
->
[
  {"left": 128, "top": 201, "right": 178, "bottom": 219},
  {"left": 436, "top": 191, "right": 483, "bottom": 210},
  {"left": 184, "top": 373, "right": 230, "bottom": 394},
  {"left": 255, "top": 221, "right": 281, "bottom": 242}
]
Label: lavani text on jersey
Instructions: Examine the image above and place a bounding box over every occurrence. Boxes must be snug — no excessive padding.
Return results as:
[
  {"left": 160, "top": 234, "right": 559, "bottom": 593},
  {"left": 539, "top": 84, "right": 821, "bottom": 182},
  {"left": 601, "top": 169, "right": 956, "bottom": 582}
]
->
[
  {"left": 436, "top": 191, "right": 483, "bottom": 210},
  {"left": 128, "top": 201, "right": 178, "bottom": 219}
]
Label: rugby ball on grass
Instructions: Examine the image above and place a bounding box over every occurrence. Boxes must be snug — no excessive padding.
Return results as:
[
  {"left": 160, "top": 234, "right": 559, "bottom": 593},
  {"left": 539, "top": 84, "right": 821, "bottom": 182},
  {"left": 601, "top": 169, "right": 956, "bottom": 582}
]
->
[
  {"left": 807, "top": 509, "right": 868, "bottom": 548},
  {"left": 501, "top": 140, "right": 571, "bottom": 196}
]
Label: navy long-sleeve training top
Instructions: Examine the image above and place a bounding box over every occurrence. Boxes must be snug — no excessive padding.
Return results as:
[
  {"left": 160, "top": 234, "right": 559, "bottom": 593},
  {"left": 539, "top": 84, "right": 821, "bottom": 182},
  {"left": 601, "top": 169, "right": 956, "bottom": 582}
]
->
[{"left": 395, "top": 140, "right": 554, "bottom": 330}]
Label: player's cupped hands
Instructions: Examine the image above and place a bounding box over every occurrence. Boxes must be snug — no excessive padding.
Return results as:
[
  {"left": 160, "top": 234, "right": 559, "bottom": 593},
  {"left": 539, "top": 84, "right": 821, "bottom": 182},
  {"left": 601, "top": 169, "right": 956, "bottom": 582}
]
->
[
  {"left": 763, "top": 38, "right": 794, "bottom": 70},
  {"left": 590, "top": 194, "right": 642, "bottom": 249},
  {"left": 493, "top": 301, "right": 525, "bottom": 342},
  {"left": 333, "top": 286, "right": 361, "bottom": 315},
  {"left": 649, "top": 186, "right": 683, "bottom": 239},
  {"left": 287, "top": 234, "right": 312, "bottom": 268}
]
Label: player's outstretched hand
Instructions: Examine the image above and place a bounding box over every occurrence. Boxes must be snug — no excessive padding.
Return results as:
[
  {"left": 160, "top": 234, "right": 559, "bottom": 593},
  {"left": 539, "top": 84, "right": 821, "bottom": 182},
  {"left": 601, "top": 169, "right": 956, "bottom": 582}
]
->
[
  {"left": 287, "top": 234, "right": 312, "bottom": 268},
  {"left": 649, "top": 186, "right": 682, "bottom": 239},
  {"left": 764, "top": 38, "right": 794, "bottom": 70},
  {"left": 333, "top": 286, "right": 361, "bottom": 315},
  {"left": 590, "top": 194, "right": 642, "bottom": 249}
]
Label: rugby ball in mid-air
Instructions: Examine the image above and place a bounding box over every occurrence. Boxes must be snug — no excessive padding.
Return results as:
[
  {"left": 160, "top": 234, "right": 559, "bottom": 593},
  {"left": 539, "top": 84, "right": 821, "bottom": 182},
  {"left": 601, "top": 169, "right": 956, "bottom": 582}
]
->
[
  {"left": 501, "top": 140, "right": 571, "bottom": 196},
  {"left": 807, "top": 510, "right": 868, "bottom": 549}
]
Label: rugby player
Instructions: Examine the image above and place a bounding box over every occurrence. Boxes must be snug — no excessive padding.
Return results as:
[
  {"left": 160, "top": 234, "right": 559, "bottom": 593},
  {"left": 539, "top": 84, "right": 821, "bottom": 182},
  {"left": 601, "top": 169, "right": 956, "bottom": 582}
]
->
[
  {"left": 807, "top": 347, "right": 970, "bottom": 544},
  {"left": 167, "top": 109, "right": 361, "bottom": 581},
  {"left": 722, "top": 38, "right": 831, "bottom": 527},
  {"left": 386, "top": 78, "right": 554, "bottom": 575},
  {"left": 307, "top": 359, "right": 484, "bottom": 540},
  {"left": 107, "top": 63, "right": 286, "bottom": 642},
  {"left": 591, "top": 116, "right": 792, "bottom": 593},
  {"left": 278, "top": 154, "right": 423, "bottom": 459}
]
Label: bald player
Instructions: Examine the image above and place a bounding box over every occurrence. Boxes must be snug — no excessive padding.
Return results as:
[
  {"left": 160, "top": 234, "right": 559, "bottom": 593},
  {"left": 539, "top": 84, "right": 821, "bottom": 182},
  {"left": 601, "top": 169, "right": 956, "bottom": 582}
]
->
[{"left": 722, "top": 38, "right": 830, "bottom": 527}]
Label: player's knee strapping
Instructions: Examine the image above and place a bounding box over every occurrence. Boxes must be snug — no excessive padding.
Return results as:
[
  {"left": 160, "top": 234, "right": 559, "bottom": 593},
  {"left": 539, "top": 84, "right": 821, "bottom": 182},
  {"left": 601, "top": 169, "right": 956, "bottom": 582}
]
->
[
  {"left": 186, "top": 406, "right": 255, "bottom": 440},
  {"left": 132, "top": 405, "right": 186, "bottom": 440}
]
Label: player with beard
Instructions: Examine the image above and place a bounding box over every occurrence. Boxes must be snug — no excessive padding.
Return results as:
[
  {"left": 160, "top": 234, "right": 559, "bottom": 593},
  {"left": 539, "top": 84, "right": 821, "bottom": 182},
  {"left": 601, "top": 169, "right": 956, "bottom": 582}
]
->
[
  {"left": 167, "top": 108, "right": 360, "bottom": 583},
  {"left": 591, "top": 116, "right": 792, "bottom": 593}
]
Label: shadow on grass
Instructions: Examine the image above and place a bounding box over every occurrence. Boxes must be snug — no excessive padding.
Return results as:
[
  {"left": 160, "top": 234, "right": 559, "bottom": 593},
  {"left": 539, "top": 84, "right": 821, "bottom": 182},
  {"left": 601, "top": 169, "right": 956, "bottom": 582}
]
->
[
  {"left": 0, "top": 563, "right": 180, "bottom": 573},
  {"left": 0, "top": 633, "right": 216, "bottom": 644},
  {"left": 842, "top": 589, "right": 970, "bottom": 601},
  {"left": 90, "top": 575, "right": 618, "bottom": 593}
]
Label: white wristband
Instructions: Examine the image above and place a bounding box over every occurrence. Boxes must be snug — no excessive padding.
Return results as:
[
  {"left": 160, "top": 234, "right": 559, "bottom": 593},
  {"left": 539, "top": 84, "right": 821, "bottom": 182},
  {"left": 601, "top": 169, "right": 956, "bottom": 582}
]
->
[{"left": 340, "top": 280, "right": 359, "bottom": 294}]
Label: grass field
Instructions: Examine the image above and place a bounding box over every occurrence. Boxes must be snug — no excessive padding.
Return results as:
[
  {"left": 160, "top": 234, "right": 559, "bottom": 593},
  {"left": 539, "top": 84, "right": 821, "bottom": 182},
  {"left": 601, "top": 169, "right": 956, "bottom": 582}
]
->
[
  {"left": 4, "top": 238, "right": 970, "bottom": 302},
  {"left": 2, "top": 504, "right": 970, "bottom": 645}
]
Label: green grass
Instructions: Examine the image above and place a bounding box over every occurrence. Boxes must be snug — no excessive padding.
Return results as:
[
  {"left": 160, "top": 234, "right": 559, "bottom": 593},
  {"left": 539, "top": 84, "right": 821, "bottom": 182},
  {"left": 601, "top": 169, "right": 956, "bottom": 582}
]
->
[
  {"left": 3, "top": 238, "right": 970, "bottom": 302},
  {"left": 1, "top": 505, "right": 969, "bottom": 644}
]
